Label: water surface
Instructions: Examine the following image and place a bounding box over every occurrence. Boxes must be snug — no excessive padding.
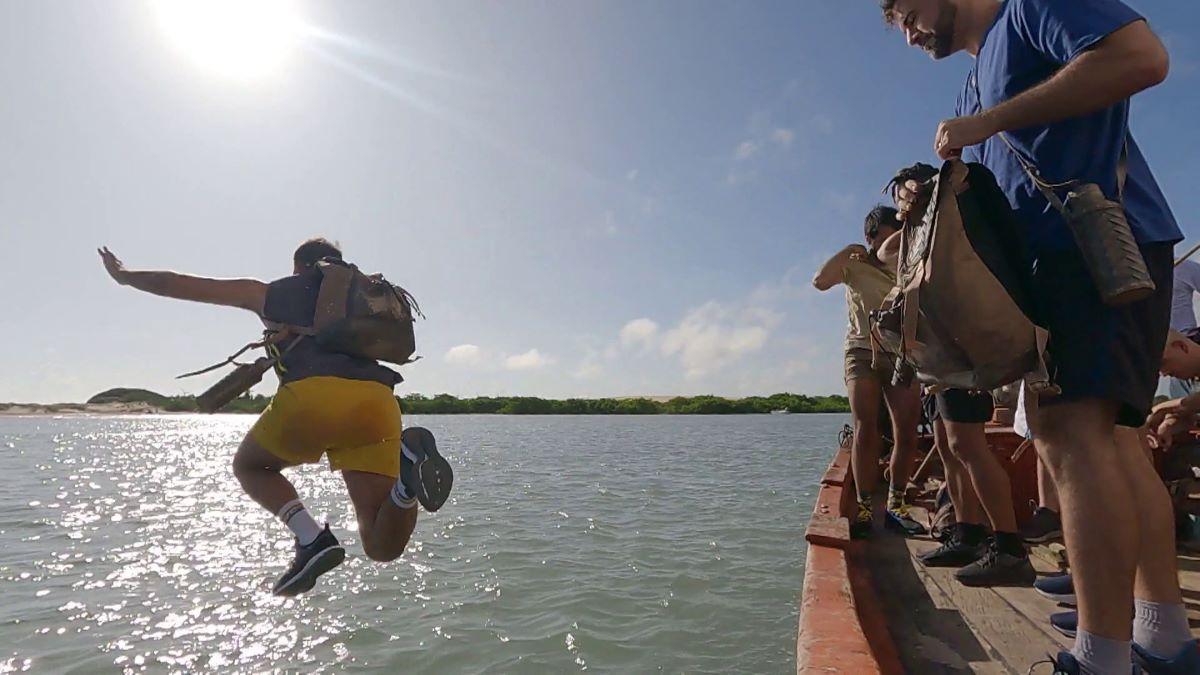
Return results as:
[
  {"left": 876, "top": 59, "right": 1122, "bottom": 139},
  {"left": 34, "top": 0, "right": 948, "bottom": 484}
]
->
[{"left": 0, "top": 414, "right": 841, "bottom": 673}]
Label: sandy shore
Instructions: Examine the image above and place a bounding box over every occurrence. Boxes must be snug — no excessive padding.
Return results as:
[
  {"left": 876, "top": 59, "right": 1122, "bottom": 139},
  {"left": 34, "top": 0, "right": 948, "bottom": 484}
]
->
[{"left": 0, "top": 402, "right": 170, "bottom": 416}]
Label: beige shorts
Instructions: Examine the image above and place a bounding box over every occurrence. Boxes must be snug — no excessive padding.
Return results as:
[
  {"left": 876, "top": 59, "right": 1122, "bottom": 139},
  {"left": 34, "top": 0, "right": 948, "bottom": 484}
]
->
[{"left": 844, "top": 347, "right": 894, "bottom": 384}]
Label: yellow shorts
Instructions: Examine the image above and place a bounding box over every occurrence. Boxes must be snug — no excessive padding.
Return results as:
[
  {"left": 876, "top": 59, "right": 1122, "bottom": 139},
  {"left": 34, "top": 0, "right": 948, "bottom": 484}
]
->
[{"left": 249, "top": 376, "right": 403, "bottom": 478}]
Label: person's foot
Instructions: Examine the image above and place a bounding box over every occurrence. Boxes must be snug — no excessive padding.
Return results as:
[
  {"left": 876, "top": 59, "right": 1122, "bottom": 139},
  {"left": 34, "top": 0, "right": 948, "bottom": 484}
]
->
[
  {"left": 1132, "top": 639, "right": 1200, "bottom": 674},
  {"left": 918, "top": 524, "right": 985, "bottom": 568},
  {"left": 1049, "top": 610, "right": 1078, "bottom": 639},
  {"left": 954, "top": 540, "right": 1035, "bottom": 587},
  {"left": 272, "top": 525, "right": 346, "bottom": 597},
  {"left": 1020, "top": 505, "right": 1063, "bottom": 543},
  {"left": 400, "top": 426, "right": 454, "bottom": 513},
  {"left": 850, "top": 501, "right": 873, "bottom": 540},
  {"left": 1034, "top": 574, "right": 1076, "bottom": 606},
  {"left": 884, "top": 504, "right": 927, "bottom": 537}
]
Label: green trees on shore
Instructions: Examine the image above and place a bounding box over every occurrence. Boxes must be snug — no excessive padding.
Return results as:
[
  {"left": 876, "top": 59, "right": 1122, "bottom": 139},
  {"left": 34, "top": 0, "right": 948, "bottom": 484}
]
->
[{"left": 86, "top": 388, "right": 849, "bottom": 415}]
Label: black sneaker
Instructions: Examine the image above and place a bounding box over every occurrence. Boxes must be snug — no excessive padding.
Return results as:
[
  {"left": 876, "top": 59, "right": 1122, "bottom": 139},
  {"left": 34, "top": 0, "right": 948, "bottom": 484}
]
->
[
  {"left": 1020, "top": 506, "right": 1063, "bottom": 543},
  {"left": 1034, "top": 574, "right": 1076, "bottom": 606},
  {"left": 884, "top": 504, "right": 928, "bottom": 537},
  {"left": 850, "top": 501, "right": 873, "bottom": 540},
  {"left": 272, "top": 525, "right": 346, "bottom": 597},
  {"left": 1132, "top": 638, "right": 1200, "bottom": 673},
  {"left": 954, "top": 540, "right": 1035, "bottom": 587},
  {"left": 1049, "top": 610, "right": 1077, "bottom": 638},
  {"left": 400, "top": 427, "right": 454, "bottom": 513},
  {"left": 918, "top": 525, "right": 986, "bottom": 568},
  {"left": 1029, "top": 650, "right": 1143, "bottom": 674}
]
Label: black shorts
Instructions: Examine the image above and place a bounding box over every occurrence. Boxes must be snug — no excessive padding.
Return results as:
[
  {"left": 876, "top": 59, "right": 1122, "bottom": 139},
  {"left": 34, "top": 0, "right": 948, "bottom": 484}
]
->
[
  {"left": 932, "top": 389, "right": 994, "bottom": 424},
  {"left": 1031, "top": 242, "right": 1174, "bottom": 428}
]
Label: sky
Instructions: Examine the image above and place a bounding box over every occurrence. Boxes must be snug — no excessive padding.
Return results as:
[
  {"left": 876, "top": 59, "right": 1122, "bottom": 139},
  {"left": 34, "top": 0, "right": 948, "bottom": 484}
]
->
[{"left": 1, "top": 1, "right": 1197, "bottom": 403}]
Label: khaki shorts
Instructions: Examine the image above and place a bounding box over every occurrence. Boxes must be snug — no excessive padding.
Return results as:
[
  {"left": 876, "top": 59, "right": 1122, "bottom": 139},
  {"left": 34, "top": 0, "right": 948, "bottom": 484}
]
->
[
  {"left": 250, "top": 376, "right": 403, "bottom": 478},
  {"left": 844, "top": 347, "right": 893, "bottom": 384}
]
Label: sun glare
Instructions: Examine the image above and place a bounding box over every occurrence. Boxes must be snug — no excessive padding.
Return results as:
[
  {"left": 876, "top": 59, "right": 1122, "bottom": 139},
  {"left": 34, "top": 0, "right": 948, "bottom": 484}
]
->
[{"left": 152, "top": 0, "right": 304, "bottom": 81}]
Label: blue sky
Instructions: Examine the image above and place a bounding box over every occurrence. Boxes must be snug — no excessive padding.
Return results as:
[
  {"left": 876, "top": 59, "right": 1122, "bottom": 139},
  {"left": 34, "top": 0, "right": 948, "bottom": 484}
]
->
[{"left": 1, "top": 1, "right": 1197, "bottom": 403}]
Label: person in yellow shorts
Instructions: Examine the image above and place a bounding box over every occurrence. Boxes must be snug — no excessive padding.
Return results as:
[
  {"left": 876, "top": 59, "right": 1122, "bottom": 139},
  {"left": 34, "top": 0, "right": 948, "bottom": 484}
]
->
[{"left": 98, "top": 238, "right": 452, "bottom": 596}]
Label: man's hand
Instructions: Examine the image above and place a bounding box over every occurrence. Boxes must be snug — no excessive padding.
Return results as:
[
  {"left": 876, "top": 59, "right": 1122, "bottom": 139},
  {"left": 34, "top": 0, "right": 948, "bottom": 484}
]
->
[
  {"left": 935, "top": 114, "right": 998, "bottom": 160},
  {"left": 98, "top": 246, "right": 130, "bottom": 285},
  {"left": 893, "top": 179, "right": 927, "bottom": 224},
  {"left": 1146, "top": 396, "right": 1200, "bottom": 449},
  {"left": 846, "top": 244, "right": 870, "bottom": 262}
]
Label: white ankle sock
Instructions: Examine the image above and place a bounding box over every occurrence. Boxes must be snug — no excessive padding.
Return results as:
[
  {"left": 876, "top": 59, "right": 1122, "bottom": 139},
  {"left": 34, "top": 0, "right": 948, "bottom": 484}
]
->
[
  {"left": 390, "top": 481, "right": 416, "bottom": 510},
  {"left": 277, "top": 499, "right": 323, "bottom": 545},
  {"left": 390, "top": 442, "right": 419, "bottom": 509},
  {"left": 1073, "top": 629, "right": 1131, "bottom": 675},
  {"left": 1133, "top": 599, "right": 1192, "bottom": 659}
]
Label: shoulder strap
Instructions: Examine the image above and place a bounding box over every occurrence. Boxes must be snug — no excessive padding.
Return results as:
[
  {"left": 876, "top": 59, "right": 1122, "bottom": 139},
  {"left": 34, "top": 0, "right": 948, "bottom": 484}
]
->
[{"left": 974, "top": 66, "right": 1129, "bottom": 210}]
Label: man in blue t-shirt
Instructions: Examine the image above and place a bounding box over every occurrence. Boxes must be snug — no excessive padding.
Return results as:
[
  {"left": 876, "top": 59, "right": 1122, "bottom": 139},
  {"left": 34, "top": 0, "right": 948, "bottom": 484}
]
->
[{"left": 879, "top": 1, "right": 1192, "bottom": 672}]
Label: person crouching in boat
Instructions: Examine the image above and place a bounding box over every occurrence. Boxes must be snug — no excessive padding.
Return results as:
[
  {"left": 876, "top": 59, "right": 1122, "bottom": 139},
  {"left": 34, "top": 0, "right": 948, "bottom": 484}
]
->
[
  {"left": 813, "top": 206, "right": 924, "bottom": 538},
  {"left": 98, "top": 238, "right": 453, "bottom": 596}
]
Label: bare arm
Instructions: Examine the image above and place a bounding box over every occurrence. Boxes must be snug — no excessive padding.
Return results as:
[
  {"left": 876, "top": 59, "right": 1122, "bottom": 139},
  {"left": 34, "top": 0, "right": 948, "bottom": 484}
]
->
[
  {"left": 98, "top": 247, "right": 267, "bottom": 314},
  {"left": 876, "top": 230, "right": 903, "bottom": 270},
  {"left": 936, "top": 21, "right": 1169, "bottom": 158},
  {"left": 812, "top": 245, "right": 868, "bottom": 291}
]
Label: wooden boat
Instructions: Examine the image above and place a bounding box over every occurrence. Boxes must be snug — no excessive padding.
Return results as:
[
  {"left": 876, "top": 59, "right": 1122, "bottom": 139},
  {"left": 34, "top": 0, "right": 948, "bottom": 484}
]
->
[{"left": 797, "top": 423, "right": 1200, "bottom": 673}]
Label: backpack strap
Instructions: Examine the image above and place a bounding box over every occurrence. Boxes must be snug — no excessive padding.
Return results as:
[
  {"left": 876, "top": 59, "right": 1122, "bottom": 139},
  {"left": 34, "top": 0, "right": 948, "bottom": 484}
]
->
[
  {"left": 313, "top": 260, "right": 355, "bottom": 331},
  {"left": 176, "top": 330, "right": 305, "bottom": 379}
]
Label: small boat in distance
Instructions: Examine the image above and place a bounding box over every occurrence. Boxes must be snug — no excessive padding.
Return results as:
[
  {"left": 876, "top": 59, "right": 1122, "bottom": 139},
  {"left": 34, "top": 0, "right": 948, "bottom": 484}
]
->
[{"left": 770, "top": 409, "right": 790, "bottom": 415}]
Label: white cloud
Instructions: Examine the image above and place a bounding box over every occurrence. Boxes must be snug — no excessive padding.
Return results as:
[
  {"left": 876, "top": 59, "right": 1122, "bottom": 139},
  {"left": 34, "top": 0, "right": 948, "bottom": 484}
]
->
[
  {"left": 659, "top": 301, "right": 780, "bottom": 378},
  {"left": 626, "top": 169, "right": 639, "bottom": 181},
  {"left": 504, "top": 349, "right": 552, "bottom": 370},
  {"left": 770, "top": 128, "right": 796, "bottom": 148},
  {"left": 734, "top": 140, "right": 759, "bottom": 161},
  {"left": 444, "top": 344, "right": 482, "bottom": 366},
  {"left": 619, "top": 318, "right": 659, "bottom": 349}
]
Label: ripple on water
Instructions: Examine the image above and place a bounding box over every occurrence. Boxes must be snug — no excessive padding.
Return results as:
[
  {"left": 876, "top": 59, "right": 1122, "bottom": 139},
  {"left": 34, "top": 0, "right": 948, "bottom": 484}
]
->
[{"left": 0, "top": 413, "right": 842, "bottom": 673}]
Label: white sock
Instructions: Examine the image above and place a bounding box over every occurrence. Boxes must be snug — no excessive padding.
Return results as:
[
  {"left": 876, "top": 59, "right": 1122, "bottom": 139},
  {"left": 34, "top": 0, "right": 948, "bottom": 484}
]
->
[
  {"left": 390, "top": 481, "right": 417, "bottom": 510},
  {"left": 389, "top": 442, "right": 419, "bottom": 510},
  {"left": 277, "top": 499, "right": 323, "bottom": 545},
  {"left": 1073, "top": 629, "right": 1131, "bottom": 675},
  {"left": 1133, "top": 599, "right": 1193, "bottom": 659}
]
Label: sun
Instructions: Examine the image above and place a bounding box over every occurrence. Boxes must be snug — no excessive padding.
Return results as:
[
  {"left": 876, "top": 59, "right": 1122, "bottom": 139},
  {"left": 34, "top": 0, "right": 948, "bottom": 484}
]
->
[{"left": 152, "top": 0, "right": 304, "bottom": 81}]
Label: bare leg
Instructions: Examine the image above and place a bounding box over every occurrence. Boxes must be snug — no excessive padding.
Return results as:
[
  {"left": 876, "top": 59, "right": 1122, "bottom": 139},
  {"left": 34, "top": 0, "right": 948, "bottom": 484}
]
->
[
  {"left": 847, "top": 377, "right": 884, "bottom": 497},
  {"left": 1036, "top": 399, "right": 1137, "bottom": 640},
  {"left": 1037, "top": 457, "right": 1061, "bottom": 512},
  {"left": 1113, "top": 427, "right": 1183, "bottom": 605},
  {"left": 882, "top": 380, "right": 922, "bottom": 493},
  {"left": 342, "top": 470, "right": 418, "bottom": 562},
  {"left": 945, "top": 420, "right": 1018, "bottom": 533},
  {"left": 232, "top": 434, "right": 299, "bottom": 515},
  {"left": 936, "top": 420, "right": 985, "bottom": 525}
]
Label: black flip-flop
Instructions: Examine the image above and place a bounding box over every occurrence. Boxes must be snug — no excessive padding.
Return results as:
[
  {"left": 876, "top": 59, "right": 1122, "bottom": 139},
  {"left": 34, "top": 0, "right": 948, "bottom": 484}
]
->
[{"left": 400, "top": 427, "right": 453, "bottom": 512}]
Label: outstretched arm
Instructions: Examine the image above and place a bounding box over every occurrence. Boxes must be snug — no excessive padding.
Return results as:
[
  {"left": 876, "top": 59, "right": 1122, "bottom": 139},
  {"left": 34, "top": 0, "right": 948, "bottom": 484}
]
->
[
  {"left": 98, "top": 247, "right": 267, "bottom": 314},
  {"left": 876, "top": 230, "right": 904, "bottom": 270},
  {"left": 812, "top": 245, "right": 868, "bottom": 291}
]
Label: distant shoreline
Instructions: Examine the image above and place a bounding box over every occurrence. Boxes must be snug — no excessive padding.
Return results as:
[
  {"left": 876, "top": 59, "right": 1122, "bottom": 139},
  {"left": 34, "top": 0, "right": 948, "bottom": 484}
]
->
[{"left": 4, "top": 390, "right": 852, "bottom": 416}]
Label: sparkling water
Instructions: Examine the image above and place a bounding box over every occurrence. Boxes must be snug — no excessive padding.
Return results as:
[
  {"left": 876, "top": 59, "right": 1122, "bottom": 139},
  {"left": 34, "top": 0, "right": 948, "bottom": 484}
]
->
[{"left": 0, "top": 414, "right": 840, "bottom": 673}]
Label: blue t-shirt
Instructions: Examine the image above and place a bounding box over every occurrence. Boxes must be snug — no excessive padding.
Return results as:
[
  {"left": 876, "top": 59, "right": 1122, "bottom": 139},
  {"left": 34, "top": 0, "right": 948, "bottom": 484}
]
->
[{"left": 956, "top": 0, "right": 1181, "bottom": 257}]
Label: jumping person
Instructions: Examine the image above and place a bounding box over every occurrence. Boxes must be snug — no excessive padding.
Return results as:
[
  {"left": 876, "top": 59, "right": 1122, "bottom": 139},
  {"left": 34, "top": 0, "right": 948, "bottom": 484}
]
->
[
  {"left": 98, "top": 239, "right": 453, "bottom": 596},
  {"left": 879, "top": 0, "right": 1190, "bottom": 671},
  {"left": 814, "top": 206, "right": 925, "bottom": 538}
]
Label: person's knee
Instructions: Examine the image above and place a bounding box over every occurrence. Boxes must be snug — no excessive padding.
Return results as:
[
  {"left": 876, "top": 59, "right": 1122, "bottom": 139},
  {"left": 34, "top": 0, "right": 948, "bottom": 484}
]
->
[{"left": 361, "top": 536, "right": 405, "bottom": 563}]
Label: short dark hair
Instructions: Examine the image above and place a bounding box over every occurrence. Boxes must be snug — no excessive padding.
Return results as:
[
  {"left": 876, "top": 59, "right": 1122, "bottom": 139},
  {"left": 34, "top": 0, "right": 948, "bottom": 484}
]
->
[
  {"left": 293, "top": 237, "right": 342, "bottom": 269},
  {"left": 880, "top": 0, "right": 899, "bottom": 24},
  {"left": 865, "top": 205, "right": 900, "bottom": 237}
]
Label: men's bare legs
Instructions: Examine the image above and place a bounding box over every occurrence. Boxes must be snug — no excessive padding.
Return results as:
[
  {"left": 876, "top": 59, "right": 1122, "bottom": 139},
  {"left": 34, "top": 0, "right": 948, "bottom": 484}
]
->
[{"left": 1036, "top": 400, "right": 1138, "bottom": 641}]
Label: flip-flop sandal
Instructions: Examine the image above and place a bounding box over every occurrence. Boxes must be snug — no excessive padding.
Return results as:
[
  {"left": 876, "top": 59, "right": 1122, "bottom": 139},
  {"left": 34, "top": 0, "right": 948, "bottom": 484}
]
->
[{"left": 400, "top": 427, "right": 453, "bottom": 512}]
